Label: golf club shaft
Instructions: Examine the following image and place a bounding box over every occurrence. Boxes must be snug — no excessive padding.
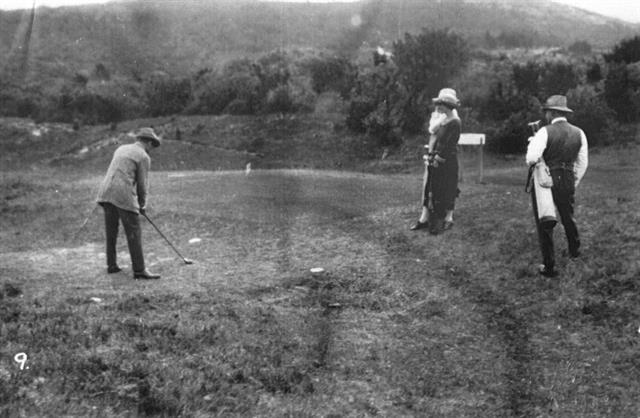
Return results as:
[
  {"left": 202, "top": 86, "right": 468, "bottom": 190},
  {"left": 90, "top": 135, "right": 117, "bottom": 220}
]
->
[
  {"left": 142, "top": 213, "right": 189, "bottom": 262},
  {"left": 72, "top": 204, "right": 98, "bottom": 241}
]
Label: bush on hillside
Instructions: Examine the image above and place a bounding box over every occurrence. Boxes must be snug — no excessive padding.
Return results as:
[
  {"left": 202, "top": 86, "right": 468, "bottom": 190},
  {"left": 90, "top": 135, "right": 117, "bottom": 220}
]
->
[
  {"left": 604, "top": 35, "right": 640, "bottom": 64},
  {"left": 0, "top": 84, "right": 43, "bottom": 119},
  {"left": 567, "top": 85, "right": 617, "bottom": 146},
  {"left": 256, "top": 51, "right": 291, "bottom": 94},
  {"left": 187, "top": 70, "right": 234, "bottom": 115},
  {"left": 314, "top": 91, "right": 347, "bottom": 116},
  {"left": 187, "top": 60, "right": 262, "bottom": 116},
  {"left": 304, "top": 55, "right": 356, "bottom": 99},
  {"left": 604, "top": 62, "right": 640, "bottom": 123},
  {"left": 586, "top": 61, "right": 603, "bottom": 84},
  {"left": 259, "top": 51, "right": 316, "bottom": 114},
  {"left": 484, "top": 95, "right": 542, "bottom": 154},
  {"left": 222, "top": 59, "right": 263, "bottom": 114},
  {"left": 483, "top": 29, "right": 555, "bottom": 49},
  {"left": 263, "top": 85, "right": 296, "bottom": 114},
  {"left": 602, "top": 36, "right": 640, "bottom": 123},
  {"left": 59, "top": 79, "right": 145, "bottom": 124},
  {"left": 187, "top": 52, "right": 315, "bottom": 116},
  {"left": 346, "top": 99, "right": 376, "bottom": 133},
  {"left": 142, "top": 73, "right": 191, "bottom": 117},
  {"left": 347, "top": 59, "right": 402, "bottom": 146},
  {"left": 392, "top": 29, "right": 470, "bottom": 133},
  {"left": 568, "top": 41, "right": 592, "bottom": 55},
  {"left": 513, "top": 60, "right": 579, "bottom": 99},
  {"left": 346, "top": 28, "right": 470, "bottom": 145}
]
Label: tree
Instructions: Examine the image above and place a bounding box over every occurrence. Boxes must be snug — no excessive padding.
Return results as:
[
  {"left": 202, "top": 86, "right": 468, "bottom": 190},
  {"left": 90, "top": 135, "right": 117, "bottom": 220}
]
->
[
  {"left": 391, "top": 28, "right": 470, "bottom": 132},
  {"left": 513, "top": 61, "right": 578, "bottom": 101},
  {"left": 567, "top": 86, "right": 617, "bottom": 146},
  {"left": 568, "top": 40, "right": 592, "bottom": 55},
  {"left": 604, "top": 35, "right": 640, "bottom": 64},
  {"left": 586, "top": 62, "right": 603, "bottom": 84},
  {"left": 603, "top": 36, "right": 640, "bottom": 122},
  {"left": 143, "top": 74, "right": 191, "bottom": 117},
  {"left": 304, "top": 55, "right": 356, "bottom": 99},
  {"left": 604, "top": 63, "right": 640, "bottom": 123}
]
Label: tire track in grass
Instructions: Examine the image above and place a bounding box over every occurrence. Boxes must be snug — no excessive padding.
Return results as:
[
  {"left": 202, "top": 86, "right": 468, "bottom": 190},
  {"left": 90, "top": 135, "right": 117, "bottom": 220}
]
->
[
  {"left": 472, "top": 287, "right": 542, "bottom": 417},
  {"left": 243, "top": 176, "right": 512, "bottom": 414},
  {"left": 435, "top": 214, "right": 548, "bottom": 416},
  {"left": 370, "top": 179, "right": 548, "bottom": 416},
  {"left": 238, "top": 171, "right": 527, "bottom": 415}
]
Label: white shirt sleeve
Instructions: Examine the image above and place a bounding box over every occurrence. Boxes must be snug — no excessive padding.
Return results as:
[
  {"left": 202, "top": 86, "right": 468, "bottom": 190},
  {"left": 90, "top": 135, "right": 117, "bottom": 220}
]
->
[
  {"left": 526, "top": 127, "right": 548, "bottom": 166},
  {"left": 574, "top": 129, "right": 588, "bottom": 187}
]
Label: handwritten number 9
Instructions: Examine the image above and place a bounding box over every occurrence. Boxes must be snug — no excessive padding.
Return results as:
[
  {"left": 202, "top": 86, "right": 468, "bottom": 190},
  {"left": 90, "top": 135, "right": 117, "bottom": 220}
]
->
[{"left": 14, "top": 353, "right": 28, "bottom": 370}]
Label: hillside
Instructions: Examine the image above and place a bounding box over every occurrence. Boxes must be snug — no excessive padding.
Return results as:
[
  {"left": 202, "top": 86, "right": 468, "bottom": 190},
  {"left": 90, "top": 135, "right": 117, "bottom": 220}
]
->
[
  {"left": 0, "top": 114, "right": 402, "bottom": 174},
  {"left": 1, "top": 0, "right": 639, "bottom": 84}
]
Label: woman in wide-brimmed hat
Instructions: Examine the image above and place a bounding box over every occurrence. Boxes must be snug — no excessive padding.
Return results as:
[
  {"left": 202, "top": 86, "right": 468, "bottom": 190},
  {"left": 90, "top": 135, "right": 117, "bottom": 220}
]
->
[{"left": 410, "top": 88, "right": 461, "bottom": 235}]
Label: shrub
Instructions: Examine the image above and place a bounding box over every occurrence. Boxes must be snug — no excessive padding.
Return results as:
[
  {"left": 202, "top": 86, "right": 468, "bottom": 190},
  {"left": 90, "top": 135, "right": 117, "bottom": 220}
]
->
[
  {"left": 263, "top": 85, "right": 296, "bottom": 114},
  {"left": 567, "top": 85, "right": 617, "bottom": 146},
  {"left": 314, "top": 91, "right": 347, "bottom": 116},
  {"left": 604, "top": 35, "right": 640, "bottom": 64},
  {"left": 142, "top": 73, "right": 191, "bottom": 117},
  {"left": 188, "top": 71, "right": 234, "bottom": 115},
  {"left": 392, "top": 29, "right": 470, "bottom": 132},
  {"left": 52, "top": 78, "right": 145, "bottom": 125},
  {"left": 603, "top": 36, "right": 640, "bottom": 123},
  {"left": 586, "top": 62, "right": 603, "bottom": 84},
  {"left": 256, "top": 51, "right": 291, "bottom": 94},
  {"left": 604, "top": 63, "right": 640, "bottom": 123},
  {"left": 484, "top": 95, "right": 542, "bottom": 154},
  {"left": 347, "top": 60, "right": 400, "bottom": 143},
  {"left": 513, "top": 60, "right": 579, "bottom": 100},
  {"left": 224, "top": 99, "right": 252, "bottom": 115},
  {"left": 568, "top": 41, "right": 592, "bottom": 55},
  {"left": 304, "top": 54, "right": 356, "bottom": 99},
  {"left": 539, "top": 61, "right": 579, "bottom": 98},
  {"left": 346, "top": 99, "right": 376, "bottom": 133}
]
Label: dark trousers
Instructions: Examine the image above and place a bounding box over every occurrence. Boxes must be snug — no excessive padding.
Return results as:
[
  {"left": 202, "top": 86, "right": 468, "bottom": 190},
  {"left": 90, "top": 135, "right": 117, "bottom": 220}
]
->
[
  {"left": 531, "top": 169, "right": 580, "bottom": 270},
  {"left": 101, "top": 202, "right": 145, "bottom": 272}
]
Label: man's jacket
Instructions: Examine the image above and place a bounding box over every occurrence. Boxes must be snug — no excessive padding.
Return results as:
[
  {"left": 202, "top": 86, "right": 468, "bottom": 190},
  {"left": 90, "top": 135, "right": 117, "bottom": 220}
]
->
[{"left": 96, "top": 143, "right": 150, "bottom": 213}]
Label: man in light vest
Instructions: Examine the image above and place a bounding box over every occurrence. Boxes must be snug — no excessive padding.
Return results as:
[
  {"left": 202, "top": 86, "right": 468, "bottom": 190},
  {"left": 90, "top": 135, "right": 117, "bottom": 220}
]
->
[{"left": 526, "top": 95, "right": 588, "bottom": 277}]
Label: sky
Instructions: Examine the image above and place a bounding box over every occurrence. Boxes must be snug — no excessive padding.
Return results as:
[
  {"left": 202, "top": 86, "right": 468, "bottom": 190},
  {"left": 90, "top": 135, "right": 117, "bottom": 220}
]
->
[{"left": 1, "top": 0, "right": 640, "bottom": 24}]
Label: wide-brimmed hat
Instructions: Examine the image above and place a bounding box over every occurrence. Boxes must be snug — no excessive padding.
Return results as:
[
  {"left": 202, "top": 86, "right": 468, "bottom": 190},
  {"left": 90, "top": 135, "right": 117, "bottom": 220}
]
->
[
  {"left": 135, "top": 127, "right": 161, "bottom": 147},
  {"left": 542, "top": 95, "right": 573, "bottom": 113},
  {"left": 432, "top": 88, "right": 460, "bottom": 108}
]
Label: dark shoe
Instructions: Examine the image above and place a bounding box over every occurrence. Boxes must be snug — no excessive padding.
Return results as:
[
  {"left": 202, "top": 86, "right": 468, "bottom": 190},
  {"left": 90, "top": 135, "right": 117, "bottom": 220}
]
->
[
  {"left": 563, "top": 249, "right": 581, "bottom": 258},
  {"left": 538, "top": 264, "right": 558, "bottom": 278},
  {"left": 443, "top": 221, "right": 454, "bottom": 231},
  {"left": 107, "top": 265, "right": 122, "bottom": 274},
  {"left": 133, "top": 270, "right": 160, "bottom": 280},
  {"left": 410, "top": 220, "right": 429, "bottom": 231}
]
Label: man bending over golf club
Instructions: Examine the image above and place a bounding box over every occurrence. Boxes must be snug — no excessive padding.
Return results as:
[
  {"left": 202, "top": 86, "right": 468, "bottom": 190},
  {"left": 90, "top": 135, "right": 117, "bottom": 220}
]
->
[{"left": 96, "top": 127, "right": 161, "bottom": 280}]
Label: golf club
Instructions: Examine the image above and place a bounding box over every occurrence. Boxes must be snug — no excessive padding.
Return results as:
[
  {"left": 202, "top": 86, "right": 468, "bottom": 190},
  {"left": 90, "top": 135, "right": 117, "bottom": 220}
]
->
[
  {"left": 142, "top": 212, "right": 194, "bottom": 265},
  {"left": 70, "top": 203, "right": 98, "bottom": 242}
]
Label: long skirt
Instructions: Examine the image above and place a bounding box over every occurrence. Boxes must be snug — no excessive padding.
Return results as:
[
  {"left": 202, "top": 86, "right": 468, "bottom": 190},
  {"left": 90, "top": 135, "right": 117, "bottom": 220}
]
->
[{"left": 424, "top": 157, "right": 459, "bottom": 219}]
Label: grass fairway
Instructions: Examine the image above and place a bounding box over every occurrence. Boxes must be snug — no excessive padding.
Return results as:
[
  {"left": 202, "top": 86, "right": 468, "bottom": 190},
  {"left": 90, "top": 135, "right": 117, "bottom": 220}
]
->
[{"left": 1, "top": 144, "right": 640, "bottom": 417}]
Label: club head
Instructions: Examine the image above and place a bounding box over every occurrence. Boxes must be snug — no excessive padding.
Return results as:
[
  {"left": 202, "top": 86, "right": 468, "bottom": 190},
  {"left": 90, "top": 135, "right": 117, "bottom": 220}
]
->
[{"left": 183, "top": 258, "right": 194, "bottom": 265}]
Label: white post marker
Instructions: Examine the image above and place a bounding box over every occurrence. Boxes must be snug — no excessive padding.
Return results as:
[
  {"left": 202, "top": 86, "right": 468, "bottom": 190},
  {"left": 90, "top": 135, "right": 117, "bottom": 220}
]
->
[{"left": 458, "top": 133, "right": 486, "bottom": 183}]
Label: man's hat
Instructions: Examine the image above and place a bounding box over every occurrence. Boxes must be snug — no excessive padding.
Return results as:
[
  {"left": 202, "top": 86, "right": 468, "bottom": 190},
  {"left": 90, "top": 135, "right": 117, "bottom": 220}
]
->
[
  {"left": 135, "top": 127, "right": 161, "bottom": 147},
  {"left": 542, "top": 95, "right": 573, "bottom": 113},
  {"left": 432, "top": 88, "right": 460, "bottom": 108}
]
